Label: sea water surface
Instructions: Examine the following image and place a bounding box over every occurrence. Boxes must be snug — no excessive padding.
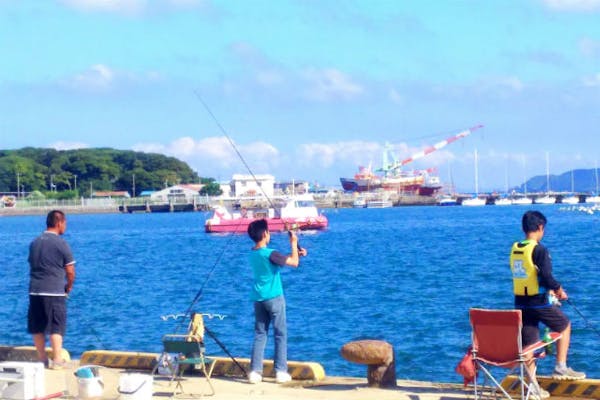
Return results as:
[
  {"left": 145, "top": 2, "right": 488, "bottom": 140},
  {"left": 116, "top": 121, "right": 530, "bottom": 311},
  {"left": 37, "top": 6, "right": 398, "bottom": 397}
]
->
[{"left": 1, "top": 205, "right": 599, "bottom": 383}]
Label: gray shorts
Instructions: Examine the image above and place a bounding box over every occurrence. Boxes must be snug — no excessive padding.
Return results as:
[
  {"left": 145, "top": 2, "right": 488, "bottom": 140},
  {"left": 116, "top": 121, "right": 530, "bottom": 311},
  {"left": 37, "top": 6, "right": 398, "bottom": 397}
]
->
[
  {"left": 27, "top": 295, "right": 67, "bottom": 336},
  {"left": 521, "top": 306, "right": 570, "bottom": 346}
]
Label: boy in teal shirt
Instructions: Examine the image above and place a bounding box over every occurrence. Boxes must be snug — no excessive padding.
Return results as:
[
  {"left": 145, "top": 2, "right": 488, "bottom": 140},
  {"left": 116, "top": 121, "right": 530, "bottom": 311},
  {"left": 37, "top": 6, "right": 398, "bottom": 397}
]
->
[{"left": 247, "top": 219, "right": 307, "bottom": 384}]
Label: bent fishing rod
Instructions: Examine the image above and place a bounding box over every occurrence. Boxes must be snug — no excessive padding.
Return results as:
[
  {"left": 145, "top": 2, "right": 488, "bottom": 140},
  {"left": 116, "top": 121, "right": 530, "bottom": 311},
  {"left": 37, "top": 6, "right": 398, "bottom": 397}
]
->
[
  {"left": 566, "top": 298, "right": 600, "bottom": 339},
  {"left": 179, "top": 91, "right": 290, "bottom": 320},
  {"left": 175, "top": 92, "right": 303, "bottom": 374}
]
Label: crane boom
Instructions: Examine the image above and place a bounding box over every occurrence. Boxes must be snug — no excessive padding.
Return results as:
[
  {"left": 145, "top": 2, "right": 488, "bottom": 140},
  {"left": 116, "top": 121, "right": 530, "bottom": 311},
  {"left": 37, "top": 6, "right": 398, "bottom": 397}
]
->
[{"left": 384, "top": 124, "right": 483, "bottom": 173}]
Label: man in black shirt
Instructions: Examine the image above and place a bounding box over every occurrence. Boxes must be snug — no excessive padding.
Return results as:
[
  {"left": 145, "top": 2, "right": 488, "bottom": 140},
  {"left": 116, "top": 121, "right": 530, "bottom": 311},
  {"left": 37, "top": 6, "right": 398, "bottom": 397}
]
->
[
  {"left": 28, "top": 210, "right": 75, "bottom": 369},
  {"left": 510, "top": 210, "right": 584, "bottom": 387}
]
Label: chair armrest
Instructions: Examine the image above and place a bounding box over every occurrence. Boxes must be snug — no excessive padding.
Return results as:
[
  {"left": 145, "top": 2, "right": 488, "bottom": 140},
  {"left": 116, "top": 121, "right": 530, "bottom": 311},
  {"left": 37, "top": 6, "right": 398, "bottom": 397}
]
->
[{"left": 162, "top": 334, "right": 202, "bottom": 343}]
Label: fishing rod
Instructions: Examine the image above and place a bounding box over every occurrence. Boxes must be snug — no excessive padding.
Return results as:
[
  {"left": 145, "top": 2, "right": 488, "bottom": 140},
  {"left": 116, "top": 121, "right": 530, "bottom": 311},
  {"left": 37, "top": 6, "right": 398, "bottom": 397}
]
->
[
  {"left": 566, "top": 299, "right": 600, "bottom": 339},
  {"left": 194, "top": 90, "right": 277, "bottom": 210},
  {"left": 174, "top": 92, "right": 304, "bottom": 375},
  {"left": 177, "top": 92, "right": 293, "bottom": 327}
]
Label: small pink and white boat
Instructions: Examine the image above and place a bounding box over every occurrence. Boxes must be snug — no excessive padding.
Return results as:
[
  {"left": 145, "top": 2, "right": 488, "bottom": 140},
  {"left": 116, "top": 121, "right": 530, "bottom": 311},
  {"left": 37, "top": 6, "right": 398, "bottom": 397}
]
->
[{"left": 204, "top": 194, "right": 328, "bottom": 233}]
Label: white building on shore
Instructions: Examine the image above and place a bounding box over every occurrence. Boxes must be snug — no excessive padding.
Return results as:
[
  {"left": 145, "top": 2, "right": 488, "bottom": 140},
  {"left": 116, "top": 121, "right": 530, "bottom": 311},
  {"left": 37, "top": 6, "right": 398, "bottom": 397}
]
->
[
  {"left": 150, "top": 184, "right": 202, "bottom": 203},
  {"left": 229, "top": 174, "right": 275, "bottom": 198}
]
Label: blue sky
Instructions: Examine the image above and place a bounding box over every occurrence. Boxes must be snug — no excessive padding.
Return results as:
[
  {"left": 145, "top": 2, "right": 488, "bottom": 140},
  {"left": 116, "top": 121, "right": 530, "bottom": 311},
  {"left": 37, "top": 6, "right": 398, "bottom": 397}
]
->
[{"left": 1, "top": 0, "right": 599, "bottom": 192}]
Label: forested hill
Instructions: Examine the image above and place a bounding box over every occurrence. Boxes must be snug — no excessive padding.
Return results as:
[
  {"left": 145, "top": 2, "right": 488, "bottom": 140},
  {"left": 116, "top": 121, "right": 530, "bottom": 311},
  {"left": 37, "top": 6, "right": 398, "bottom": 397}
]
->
[{"left": 0, "top": 147, "right": 203, "bottom": 197}]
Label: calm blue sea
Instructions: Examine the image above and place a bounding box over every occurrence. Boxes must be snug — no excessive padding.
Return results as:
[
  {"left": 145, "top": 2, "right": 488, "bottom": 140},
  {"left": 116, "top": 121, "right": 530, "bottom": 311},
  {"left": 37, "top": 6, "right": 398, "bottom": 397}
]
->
[{"left": 1, "top": 205, "right": 599, "bottom": 383}]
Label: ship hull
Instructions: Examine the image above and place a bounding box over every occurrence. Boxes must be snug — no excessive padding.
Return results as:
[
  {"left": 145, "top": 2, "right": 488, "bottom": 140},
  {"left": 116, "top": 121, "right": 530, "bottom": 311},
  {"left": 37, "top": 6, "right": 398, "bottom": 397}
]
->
[{"left": 340, "top": 178, "right": 440, "bottom": 196}]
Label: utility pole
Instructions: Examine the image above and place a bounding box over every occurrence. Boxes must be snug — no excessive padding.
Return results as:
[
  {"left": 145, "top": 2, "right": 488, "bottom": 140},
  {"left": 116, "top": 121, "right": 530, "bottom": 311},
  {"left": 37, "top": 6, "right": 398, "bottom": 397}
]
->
[
  {"left": 132, "top": 173, "right": 136, "bottom": 198},
  {"left": 16, "top": 171, "right": 20, "bottom": 198},
  {"left": 74, "top": 175, "right": 77, "bottom": 192}
]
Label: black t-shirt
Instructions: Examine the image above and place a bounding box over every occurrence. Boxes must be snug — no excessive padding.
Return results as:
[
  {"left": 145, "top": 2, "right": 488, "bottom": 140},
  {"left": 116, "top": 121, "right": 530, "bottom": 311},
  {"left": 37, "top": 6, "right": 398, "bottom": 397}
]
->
[
  {"left": 514, "top": 242, "right": 561, "bottom": 308},
  {"left": 28, "top": 232, "right": 75, "bottom": 295}
]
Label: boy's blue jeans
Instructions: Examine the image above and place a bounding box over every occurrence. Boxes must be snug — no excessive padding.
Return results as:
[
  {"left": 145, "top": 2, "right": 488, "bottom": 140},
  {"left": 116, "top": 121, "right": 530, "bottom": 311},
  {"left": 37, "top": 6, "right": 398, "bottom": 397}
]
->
[{"left": 250, "top": 295, "right": 287, "bottom": 374}]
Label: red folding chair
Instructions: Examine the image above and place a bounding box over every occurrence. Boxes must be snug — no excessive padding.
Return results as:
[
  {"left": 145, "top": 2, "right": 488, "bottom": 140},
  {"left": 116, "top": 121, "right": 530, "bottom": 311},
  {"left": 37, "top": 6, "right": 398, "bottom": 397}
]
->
[{"left": 469, "top": 308, "right": 561, "bottom": 400}]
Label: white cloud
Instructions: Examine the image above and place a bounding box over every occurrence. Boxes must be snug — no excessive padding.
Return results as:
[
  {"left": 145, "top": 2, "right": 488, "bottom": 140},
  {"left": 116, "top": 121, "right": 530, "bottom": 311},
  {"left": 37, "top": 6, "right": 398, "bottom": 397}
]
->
[
  {"left": 131, "top": 135, "right": 469, "bottom": 186},
  {"left": 60, "top": 0, "right": 146, "bottom": 14},
  {"left": 63, "top": 64, "right": 162, "bottom": 92},
  {"left": 497, "top": 77, "right": 524, "bottom": 92},
  {"left": 388, "top": 88, "right": 404, "bottom": 105},
  {"left": 256, "top": 70, "right": 285, "bottom": 87},
  {"left": 582, "top": 73, "right": 600, "bottom": 86},
  {"left": 468, "top": 75, "right": 524, "bottom": 97},
  {"left": 579, "top": 37, "right": 600, "bottom": 57},
  {"left": 302, "top": 68, "right": 364, "bottom": 102},
  {"left": 49, "top": 141, "right": 90, "bottom": 150},
  {"left": 132, "top": 136, "right": 280, "bottom": 178},
  {"left": 59, "top": 0, "right": 206, "bottom": 15},
  {"left": 298, "top": 141, "right": 381, "bottom": 168},
  {"left": 69, "top": 64, "right": 115, "bottom": 91},
  {"left": 542, "top": 0, "right": 600, "bottom": 12}
]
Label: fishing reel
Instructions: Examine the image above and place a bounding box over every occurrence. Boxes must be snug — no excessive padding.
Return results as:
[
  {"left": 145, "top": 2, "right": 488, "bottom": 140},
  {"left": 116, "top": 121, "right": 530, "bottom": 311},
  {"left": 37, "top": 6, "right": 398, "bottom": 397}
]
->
[{"left": 285, "top": 223, "right": 303, "bottom": 252}]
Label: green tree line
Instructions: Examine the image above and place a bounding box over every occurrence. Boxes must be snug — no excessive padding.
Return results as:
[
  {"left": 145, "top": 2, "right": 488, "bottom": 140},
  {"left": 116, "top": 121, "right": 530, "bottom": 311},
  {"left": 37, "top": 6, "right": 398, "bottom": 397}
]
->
[{"left": 0, "top": 147, "right": 218, "bottom": 198}]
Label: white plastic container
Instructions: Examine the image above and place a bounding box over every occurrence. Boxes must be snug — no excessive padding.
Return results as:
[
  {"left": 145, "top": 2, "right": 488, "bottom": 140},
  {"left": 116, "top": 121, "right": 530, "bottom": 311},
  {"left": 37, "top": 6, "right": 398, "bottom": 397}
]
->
[
  {"left": 118, "top": 373, "right": 153, "bottom": 400},
  {"left": 0, "top": 361, "right": 45, "bottom": 400},
  {"left": 77, "top": 376, "right": 104, "bottom": 399}
]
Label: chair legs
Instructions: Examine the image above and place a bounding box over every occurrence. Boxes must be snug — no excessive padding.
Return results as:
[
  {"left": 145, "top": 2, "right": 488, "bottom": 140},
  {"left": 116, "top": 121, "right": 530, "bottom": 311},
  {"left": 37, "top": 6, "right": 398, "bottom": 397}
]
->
[
  {"left": 474, "top": 361, "right": 546, "bottom": 400},
  {"left": 199, "top": 358, "right": 216, "bottom": 396},
  {"left": 169, "top": 358, "right": 215, "bottom": 398}
]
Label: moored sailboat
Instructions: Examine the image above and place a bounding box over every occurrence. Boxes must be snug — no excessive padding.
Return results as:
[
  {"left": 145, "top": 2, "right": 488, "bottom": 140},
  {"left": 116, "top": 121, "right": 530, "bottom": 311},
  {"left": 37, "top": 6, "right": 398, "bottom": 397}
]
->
[
  {"left": 586, "top": 162, "right": 600, "bottom": 204},
  {"left": 562, "top": 170, "right": 579, "bottom": 204},
  {"left": 462, "top": 149, "right": 486, "bottom": 206},
  {"left": 535, "top": 152, "right": 556, "bottom": 205}
]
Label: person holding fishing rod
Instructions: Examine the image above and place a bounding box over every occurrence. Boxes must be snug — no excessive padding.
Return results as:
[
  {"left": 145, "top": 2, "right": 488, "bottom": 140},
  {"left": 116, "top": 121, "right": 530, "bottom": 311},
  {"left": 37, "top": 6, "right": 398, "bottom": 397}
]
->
[
  {"left": 246, "top": 219, "right": 307, "bottom": 384},
  {"left": 510, "top": 210, "right": 585, "bottom": 393},
  {"left": 27, "top": 210, "right": 76, "bottom": 370}
]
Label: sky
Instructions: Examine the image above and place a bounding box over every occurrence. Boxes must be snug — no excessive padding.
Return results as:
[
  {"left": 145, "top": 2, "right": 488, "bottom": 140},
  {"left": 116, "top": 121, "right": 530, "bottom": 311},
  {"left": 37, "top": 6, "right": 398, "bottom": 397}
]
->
[{"left": 1, "top": 0, "right": 599, "bottom": 192}]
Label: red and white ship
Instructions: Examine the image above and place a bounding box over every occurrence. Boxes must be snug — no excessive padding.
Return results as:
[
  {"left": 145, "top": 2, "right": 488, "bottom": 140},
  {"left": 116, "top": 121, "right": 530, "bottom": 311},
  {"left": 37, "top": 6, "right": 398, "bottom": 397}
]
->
[
  {"left": 205, "top": 194, "right": 328, "bottom": 233},
  {"left": 340, "top": 125, "right": 482, "bottom": 195}
]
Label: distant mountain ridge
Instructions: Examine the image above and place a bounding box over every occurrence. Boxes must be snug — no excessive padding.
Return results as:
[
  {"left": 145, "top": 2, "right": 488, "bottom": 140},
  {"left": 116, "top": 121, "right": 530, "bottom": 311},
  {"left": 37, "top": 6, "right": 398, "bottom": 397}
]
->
[{"left": 515, "top": 168, "right": 600, "bottom": 193}]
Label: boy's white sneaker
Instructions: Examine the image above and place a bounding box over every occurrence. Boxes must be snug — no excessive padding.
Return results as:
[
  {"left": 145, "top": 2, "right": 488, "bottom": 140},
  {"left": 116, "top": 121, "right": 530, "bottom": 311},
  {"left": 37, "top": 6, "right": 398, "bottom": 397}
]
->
[
  {"left": 248, "top": 370, "right": 262, "bottom": 384},
  {"left": 276, "top": 371, "right": 292, "bottom": 383}
]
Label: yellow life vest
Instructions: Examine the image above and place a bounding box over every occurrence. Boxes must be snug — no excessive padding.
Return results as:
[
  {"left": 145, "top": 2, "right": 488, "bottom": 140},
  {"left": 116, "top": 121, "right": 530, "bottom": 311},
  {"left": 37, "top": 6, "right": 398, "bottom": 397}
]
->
[{"left": 509, "top": 239, "right": 540, "bottom": 296}]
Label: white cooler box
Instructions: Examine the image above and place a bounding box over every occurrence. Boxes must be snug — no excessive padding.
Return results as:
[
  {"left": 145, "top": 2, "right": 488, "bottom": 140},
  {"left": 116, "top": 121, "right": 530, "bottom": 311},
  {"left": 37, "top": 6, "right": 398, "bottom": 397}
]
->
[{"left": 0, "top": 361, "right": 45, "bottom": 400}]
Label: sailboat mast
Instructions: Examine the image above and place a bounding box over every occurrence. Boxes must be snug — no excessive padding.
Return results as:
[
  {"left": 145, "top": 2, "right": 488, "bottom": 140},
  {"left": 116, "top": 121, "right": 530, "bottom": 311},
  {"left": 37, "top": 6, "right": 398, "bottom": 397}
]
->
[
  {"left": 474, "top": 149, "right": 479, "bottom": 195},
  {"left": 594, "top": 160, "right": 598, "bottom": 196},
  {"left": 523, "top": 155, "right": 528, "bottom": 195},
  {"left": 546, "top": 152, "right": 550, "bottom": 194}
]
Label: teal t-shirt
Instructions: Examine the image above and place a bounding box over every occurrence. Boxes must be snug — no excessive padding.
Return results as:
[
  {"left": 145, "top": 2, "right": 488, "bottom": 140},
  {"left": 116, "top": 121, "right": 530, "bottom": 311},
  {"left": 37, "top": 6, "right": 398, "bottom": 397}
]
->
[{"left": 250, "top": 247, "right": 283, "bottom": 301}]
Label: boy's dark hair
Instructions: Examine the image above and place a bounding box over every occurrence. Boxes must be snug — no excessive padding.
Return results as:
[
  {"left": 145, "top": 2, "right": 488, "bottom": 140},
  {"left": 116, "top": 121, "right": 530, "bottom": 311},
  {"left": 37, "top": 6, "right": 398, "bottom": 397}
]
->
[
  {"left": 522, "top": 210, "right": 547, "bottom": 234},
  {"left": 248, "top": 219, "right": 268, "bottom": 243},
  {"left": 46, "top": 210, "right": 65, "bottom": 228}
]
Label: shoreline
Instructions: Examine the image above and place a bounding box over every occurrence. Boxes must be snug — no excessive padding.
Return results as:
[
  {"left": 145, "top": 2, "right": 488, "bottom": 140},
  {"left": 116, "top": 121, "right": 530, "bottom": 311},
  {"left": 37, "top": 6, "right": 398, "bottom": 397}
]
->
[{"left": 0, "top": 194, "right": 439, "bottom": 217}]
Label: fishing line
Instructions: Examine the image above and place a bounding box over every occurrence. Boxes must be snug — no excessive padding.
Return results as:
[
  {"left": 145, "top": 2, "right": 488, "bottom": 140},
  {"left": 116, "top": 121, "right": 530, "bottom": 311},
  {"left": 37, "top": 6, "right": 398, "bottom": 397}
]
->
[
  {"left": 174, "top": 226, "right": 240, "bottom": 332},
  {"left": 566, "top": 299, "right": 600, "bottom": 339},
  {"left": 172, "top": 92, "right": 303, "bottom": 375},
  {"left": 177, "top": 91, "right": 285, "bottom": 323},
  {"left": 194, "top": 90, "right": 277, "bottom": 209},
  {"left": 66, "top": 296, "right": 110, "bottom": 349}
]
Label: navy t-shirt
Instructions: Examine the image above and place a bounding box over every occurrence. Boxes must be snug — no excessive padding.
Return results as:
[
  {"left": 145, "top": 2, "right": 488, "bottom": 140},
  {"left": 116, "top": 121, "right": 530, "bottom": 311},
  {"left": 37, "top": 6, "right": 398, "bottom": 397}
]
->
[{"left": 28, "top": 232, "right": 75, "bottom": 295}]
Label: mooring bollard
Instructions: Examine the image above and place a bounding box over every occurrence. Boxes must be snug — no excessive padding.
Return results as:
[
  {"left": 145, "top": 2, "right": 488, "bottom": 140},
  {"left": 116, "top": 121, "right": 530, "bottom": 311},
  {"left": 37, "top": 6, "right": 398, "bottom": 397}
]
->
[{"left": 340, "top": 339, "right": 396, "bottom": 388}]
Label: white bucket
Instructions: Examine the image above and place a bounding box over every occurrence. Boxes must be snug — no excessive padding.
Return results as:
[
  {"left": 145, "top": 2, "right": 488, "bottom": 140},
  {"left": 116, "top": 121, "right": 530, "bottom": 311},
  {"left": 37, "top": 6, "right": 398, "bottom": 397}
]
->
[
  {"left": 118, "top": 373, "right": 153, "bottom": 400},
  {"left": 77, "top": 377, "right": 104, "bottom": 399}
]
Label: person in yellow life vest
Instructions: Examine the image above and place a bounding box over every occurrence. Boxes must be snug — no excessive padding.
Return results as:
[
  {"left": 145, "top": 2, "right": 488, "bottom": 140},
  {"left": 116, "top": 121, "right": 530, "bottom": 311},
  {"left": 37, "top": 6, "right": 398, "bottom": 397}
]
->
[{"left": 510, "top": 210, "right": 585, "bottom": 391}]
